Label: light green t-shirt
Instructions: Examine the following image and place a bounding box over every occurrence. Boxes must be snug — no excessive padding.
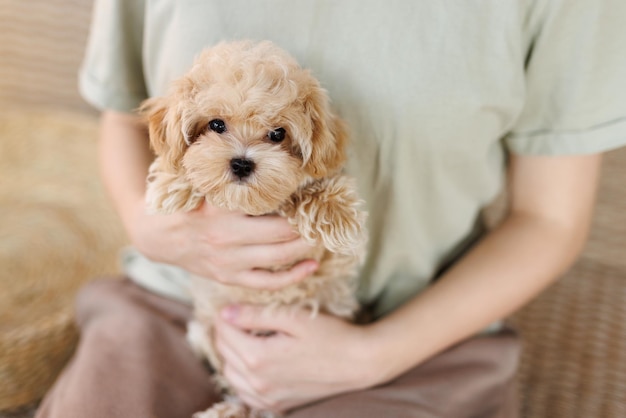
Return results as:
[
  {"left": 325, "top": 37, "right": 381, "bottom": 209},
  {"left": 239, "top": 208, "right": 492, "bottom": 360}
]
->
[{"left": 80, "top": 0, "right": 626, "bottom": 318}]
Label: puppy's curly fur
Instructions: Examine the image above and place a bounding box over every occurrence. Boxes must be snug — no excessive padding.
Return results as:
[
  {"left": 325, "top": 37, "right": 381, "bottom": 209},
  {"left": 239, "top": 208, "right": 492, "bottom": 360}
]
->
[{"left": 140, "top": 41, "right": 367, "bottom": 418}]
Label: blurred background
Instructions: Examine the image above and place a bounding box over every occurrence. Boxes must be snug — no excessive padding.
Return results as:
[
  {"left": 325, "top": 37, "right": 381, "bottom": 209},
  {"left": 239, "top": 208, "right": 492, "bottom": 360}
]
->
[
  {"left": 1, "top": 0, "right": 94, "bottom": 111},
  {"left": 0, "top": 0, "right": 126, "bottom": 416},
  {"left": 0, "top": 0, "right": 625, "bottom": 417}
]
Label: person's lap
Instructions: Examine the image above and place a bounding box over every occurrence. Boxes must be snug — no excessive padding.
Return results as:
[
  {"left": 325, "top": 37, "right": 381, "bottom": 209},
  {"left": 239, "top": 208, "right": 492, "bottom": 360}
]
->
[
  {"left": 36, "top": 278, "right": 520, "bottom": 418},
  {"left": 36, "top": 278, "right": 218, "bottom": 418}
]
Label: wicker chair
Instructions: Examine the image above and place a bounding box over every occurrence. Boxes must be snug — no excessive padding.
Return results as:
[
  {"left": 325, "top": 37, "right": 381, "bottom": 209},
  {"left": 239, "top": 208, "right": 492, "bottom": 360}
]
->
[{"left": 0, "top": 1, "right": 624, "bottom": 416}]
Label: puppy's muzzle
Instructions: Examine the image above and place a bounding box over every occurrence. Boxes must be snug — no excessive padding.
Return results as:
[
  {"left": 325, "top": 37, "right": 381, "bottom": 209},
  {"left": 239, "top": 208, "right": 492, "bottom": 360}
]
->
[{"left": 230, "top": 157, "right": 255, "bottom": 179}]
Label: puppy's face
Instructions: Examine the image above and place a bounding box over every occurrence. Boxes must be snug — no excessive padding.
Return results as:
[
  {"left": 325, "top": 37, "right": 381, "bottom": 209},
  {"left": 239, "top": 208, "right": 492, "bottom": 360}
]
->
[{"left": 142, "top": 41, "right": 347, "bottom": 215}]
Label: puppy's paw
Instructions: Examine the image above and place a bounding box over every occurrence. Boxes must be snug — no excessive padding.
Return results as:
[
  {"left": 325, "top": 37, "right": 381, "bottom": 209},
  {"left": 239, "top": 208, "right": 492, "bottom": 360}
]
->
[
  {"left": 146, "top": 159, "right": 204, "bottom": 214},
  {"left": 186, "top": 320, "right": 211, "bottom": 359},
  {"left": 186, "top": 320, "right": 225, "bottom": 376},
  {"left": 289, "top": 176, "right": 367, "bottom": 257}
]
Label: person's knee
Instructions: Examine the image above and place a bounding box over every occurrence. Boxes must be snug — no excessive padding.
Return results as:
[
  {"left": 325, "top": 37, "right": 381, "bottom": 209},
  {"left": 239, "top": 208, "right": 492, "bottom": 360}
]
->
[{"left": 74, "top": 278, "right": 138, "bottom": 329}]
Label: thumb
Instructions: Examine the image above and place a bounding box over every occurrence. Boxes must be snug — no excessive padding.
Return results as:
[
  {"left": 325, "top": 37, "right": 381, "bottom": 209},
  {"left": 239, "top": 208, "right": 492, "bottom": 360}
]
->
[{"left": 220, "top": 304, "right": 300, "bottom": 335}]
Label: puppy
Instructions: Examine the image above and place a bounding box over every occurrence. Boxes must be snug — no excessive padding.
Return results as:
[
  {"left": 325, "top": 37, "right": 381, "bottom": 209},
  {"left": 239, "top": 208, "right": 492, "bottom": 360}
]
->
[{"left": 140, "top": 41, "right": 367, "bottom": 418}]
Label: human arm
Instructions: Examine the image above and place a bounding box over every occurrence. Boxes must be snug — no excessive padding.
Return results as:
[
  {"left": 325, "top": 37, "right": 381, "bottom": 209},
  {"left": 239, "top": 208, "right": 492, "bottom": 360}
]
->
[
  {"left": 213, "top": 152, "right": 602, "bottom": 412},
  {"left": 97, "top": 109, "right": 318, "bottom": 289},
  {"left": 364, "top": 152, "right": 601, "bottom": 381}
]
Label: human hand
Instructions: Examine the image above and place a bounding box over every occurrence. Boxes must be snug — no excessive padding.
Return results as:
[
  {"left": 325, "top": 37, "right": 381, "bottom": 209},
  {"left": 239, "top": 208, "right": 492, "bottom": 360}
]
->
[
  {"left": 128, "top": 201, "right": 318, "bottom": 289},
  {"left": 214, "top": 304, "right": 377, "bottom": 413}
]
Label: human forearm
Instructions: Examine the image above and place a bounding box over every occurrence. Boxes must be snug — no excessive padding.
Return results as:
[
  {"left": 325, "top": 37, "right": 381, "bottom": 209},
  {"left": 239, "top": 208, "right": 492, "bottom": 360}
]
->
[
  {"left": 365, "top": 211, "right": 588, "bottom": 383},
  {"left": 98, "top": 110, "right": 153, "bottom": 235},
  {"left": 363, "top": 154, "right": 602, "bottom": 385}
]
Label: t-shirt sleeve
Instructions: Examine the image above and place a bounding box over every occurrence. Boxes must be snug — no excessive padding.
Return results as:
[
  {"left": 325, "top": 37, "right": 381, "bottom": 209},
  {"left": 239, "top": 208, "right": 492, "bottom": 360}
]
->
[
  {"left": 79, "top": 0, "right": 147, "bottom": 113},
  {"left": 505, "top": 0, "right": 626, "bottom": 155}
]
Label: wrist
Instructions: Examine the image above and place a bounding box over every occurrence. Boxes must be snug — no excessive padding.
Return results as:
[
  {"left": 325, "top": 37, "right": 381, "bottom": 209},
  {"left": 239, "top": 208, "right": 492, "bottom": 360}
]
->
[
  {"left": 346, "top": 322, "right": 408, "bottom": 389},
  {"left": 357, "top": 317, "right": 432, "bottom": 387}
]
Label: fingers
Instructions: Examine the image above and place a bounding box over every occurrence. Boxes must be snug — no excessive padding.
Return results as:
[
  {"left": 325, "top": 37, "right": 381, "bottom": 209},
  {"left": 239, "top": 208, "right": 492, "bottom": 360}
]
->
[
  {"left": 191, "top": 201, "right": 319, "bottom": 289},
  {"left": 199, "top": 204, "right": 299, "bottom": 245},
  {"left": 215, "top": 321, "right": 283, "bottom": 412},
  {"left": 200, "top": 241, "right": 318, "bottom": 289},
  {"left": 215, "top": 323, "right": 269, "bottom": 409},
  {"left": 230, "top": 259, "right": 319, "bottom": 290},
  {"left": 220, "top": 304, "right": 302, "bottom": 335},
  {"left": 222, "top": 364, "right": 272, "bottom": 411},
  {"left": 228, "top": 237, "right": 316, "bottom": 271}
]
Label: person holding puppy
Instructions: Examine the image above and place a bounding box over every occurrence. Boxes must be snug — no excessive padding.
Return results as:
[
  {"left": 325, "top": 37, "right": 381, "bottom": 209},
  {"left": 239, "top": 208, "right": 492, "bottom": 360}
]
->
[{"left": 37, "top": 1, "right": 626, "bottom": 417}]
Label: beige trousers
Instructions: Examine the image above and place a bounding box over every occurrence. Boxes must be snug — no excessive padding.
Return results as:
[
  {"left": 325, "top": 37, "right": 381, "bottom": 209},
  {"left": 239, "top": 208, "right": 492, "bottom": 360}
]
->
[{"left": 36, "top": 278, "right": 520, "bottom": 418}]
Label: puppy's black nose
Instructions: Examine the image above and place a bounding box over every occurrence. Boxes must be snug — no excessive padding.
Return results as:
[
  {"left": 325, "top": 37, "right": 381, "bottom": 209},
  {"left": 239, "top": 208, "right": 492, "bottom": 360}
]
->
[{"left": 230, "top": 158, "right": 255, "bottom": 179}]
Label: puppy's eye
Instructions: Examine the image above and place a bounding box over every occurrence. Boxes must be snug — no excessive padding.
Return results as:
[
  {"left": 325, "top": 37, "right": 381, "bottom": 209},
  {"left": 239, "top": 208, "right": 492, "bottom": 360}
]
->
[
  {"left": 268, "top": 128, "right": 286, "bottom": 143},
  {"left": 208, "top": 119, "right": 227, "bottom": 134}
]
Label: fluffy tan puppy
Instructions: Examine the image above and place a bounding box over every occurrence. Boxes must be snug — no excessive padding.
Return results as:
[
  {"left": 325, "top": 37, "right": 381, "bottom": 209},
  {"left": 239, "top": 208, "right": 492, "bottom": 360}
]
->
[{"left": 140, "top": 41, "right": 367, "bottom": 418}]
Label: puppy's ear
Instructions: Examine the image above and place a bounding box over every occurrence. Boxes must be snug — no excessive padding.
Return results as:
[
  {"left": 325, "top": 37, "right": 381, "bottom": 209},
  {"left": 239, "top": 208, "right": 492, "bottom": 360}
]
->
[
  {"left": 139, "top": 96, "right": 187, "bottom": 173},
  {"left": 303, "top": 87, "right": 348, "bottom": 179},
  {"left": 139, "top": 76, "right": 201, "bottom": 173}
]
